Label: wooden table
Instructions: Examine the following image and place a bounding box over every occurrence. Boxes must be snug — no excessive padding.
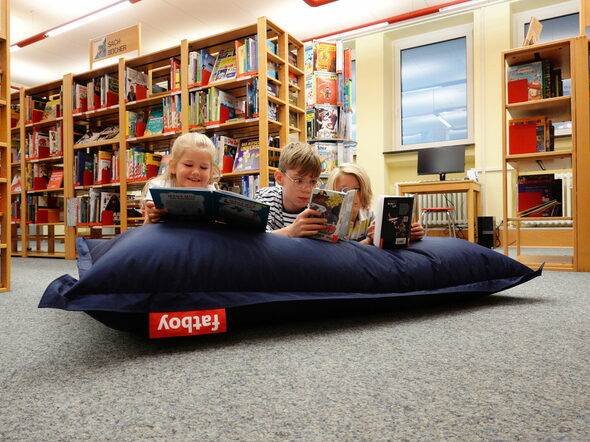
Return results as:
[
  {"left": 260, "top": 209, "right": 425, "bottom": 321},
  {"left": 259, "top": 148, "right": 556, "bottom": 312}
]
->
[{"left": 397, "top": 180, "right": 482, "bottom": 243}]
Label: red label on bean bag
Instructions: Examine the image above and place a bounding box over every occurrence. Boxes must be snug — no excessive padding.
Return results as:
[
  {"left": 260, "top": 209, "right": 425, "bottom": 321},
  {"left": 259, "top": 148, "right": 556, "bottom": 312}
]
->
[{"left": 149, "top": 309, "right": 227, "bottom": 338}]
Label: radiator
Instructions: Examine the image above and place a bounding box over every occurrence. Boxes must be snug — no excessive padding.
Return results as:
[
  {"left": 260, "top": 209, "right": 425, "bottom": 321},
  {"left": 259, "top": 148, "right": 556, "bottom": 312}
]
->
[
  {"left": 521, "top": 172, "right": 573, "bottom": 227},
  {"left": 402, "top": 190, "right": 468, "bottom": 227},
  {"left": 417, "top": 192, "right": 467, "bottom": 226}
]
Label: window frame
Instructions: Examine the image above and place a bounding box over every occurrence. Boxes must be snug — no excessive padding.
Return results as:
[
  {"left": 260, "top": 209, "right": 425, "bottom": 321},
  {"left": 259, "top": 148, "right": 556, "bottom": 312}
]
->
[
  {"left": 392, "top": 23, "right": 474, "bottom": 152},
  {"left": 512, "top": 0, "right": 579, "bottom": 48}
]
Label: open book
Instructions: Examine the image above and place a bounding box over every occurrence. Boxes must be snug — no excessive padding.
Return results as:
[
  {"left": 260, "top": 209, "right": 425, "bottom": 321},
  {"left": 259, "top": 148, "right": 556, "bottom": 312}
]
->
[
  {"left": 308, "top": 188, "right": 356, "bottom": 242},
  {"left": 150, "top": 187, "right": 270, "bottom": 231},
  {"left": 373, "top": 195, "right": 414, "bottom": 249}
]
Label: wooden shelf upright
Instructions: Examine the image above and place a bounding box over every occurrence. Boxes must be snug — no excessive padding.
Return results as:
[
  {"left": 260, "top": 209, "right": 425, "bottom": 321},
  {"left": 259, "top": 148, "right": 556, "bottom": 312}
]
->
[
  {"left": 0, "top": 0, "right": 10, "bottom": 290},
  {"left": 10, "top": 88, "right": 25, "bottom": 258}
]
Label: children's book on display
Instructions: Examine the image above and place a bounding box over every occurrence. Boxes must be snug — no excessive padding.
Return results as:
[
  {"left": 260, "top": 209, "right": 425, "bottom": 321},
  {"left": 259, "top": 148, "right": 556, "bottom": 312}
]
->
[
  {"left": 373, "top": 196, "right": 415, "bottom": 249},
  {"left": 47, "top": 169, "right": 64, "bottom": 190},
  {"left": 144, "top": 108, "right": 164, "bottom": 135},
  {"left": 210, "top": 48, "right": 237, "bottom": 84},
  {"left": 314, "top": 105, "right": 340, "bottom": 139},
  {"left": 150, "top": 188, "right": 270, "bottom": 231},
  {"left": 308, "top": 188, "right": 356, "bottom": 242},
  {"left": 314, "top": 142, "right": 338, "bottom": 176},
  {"left": 125, "top": 67, "right": 149, "bottom": 102},
  {"left": 233, "top": 137, "right": 260, "bottom": 173}
]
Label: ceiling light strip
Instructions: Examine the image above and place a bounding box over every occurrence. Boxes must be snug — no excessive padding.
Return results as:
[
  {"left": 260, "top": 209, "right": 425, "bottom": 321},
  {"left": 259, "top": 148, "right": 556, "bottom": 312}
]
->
[
  {"left": 302, "top": 0, "right": 471, "bottom": 42},
  {"left": 10, "top": 0, "right": 141, "bottom": 50}
]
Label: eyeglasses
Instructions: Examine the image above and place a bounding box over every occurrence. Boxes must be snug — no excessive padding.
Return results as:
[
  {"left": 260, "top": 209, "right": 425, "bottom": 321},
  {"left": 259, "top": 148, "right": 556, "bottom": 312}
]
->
[{"left": 281, "top": 171, "right": 323, "bottom": 189}]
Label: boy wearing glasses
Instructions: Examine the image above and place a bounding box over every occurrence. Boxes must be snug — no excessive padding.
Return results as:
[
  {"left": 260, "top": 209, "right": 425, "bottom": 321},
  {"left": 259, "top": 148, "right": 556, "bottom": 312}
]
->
[{"left": 255, "top": 141, "right": 328, "bottom": 237}]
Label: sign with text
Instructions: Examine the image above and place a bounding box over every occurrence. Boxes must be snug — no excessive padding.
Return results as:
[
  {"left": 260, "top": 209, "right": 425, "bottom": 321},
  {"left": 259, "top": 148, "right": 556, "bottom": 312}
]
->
[
  {"left": 90, "top": 24, "right": 141, "bottom": 69},
  {"left": 149, "top": 309, "right": 227, "bottom": 338}
]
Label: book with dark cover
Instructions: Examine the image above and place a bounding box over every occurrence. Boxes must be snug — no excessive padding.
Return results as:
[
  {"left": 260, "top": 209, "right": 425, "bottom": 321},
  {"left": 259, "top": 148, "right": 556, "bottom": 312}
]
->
[{"left": 373, "top": 196, "right": 415, "bottom": 249}]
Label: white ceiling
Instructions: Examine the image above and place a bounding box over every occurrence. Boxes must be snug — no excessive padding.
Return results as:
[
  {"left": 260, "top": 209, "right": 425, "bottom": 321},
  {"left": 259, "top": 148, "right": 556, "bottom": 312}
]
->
[{"left": 10, "top": 0, "right": 437, "bottom": 88}]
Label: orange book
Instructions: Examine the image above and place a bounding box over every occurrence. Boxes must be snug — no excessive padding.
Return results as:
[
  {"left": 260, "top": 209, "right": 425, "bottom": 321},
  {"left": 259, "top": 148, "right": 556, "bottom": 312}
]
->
[
  {"left": 47, "top": 169, "right": 64, "bottom": 190},
  {"left": 313, "top": 41, "right": 337, "bottom": 73},
  {"left": 315, "top": 73, "right": 338, "bottom": 105}
]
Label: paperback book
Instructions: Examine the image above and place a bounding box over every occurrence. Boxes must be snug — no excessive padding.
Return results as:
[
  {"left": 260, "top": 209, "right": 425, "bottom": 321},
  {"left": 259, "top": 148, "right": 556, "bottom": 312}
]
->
[
  {"left": 47, "top": 169, "right": 64, "bottom": 190},
  {"left": 314, "top": 105, "right": 340, "bottom": 139},
  {"left": 314, "top": 142, "right": 338, "bottom": 176},
  {"left": 144, "top": 107, "right": 164, "bottom": 136},
  {"left": 150, "top": 187, "right": 270, "bottom": 231},
  {"left": 210, "top": 48, "right": 237, "bottom": 84},
  {"left": 312, "top": 41, "right": 337, "bottom": 73},
  {"left": 233, "top": 137, "right": 260, "bottom": 173},
  {"left": 308, "top": 188, "right": 356, "bottom": 242},
  {"left": 125, "top": 67, "right": 148, "bottom": 102},
  {"left": 313, "top": 72, "right": 339, "bottom": 106},
  {"left": 373, "top": 195, "right": 415, "bottom": 249}
]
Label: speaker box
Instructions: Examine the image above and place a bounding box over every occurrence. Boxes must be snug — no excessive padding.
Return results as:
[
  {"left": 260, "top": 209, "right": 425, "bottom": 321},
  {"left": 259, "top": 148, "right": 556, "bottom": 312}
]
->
[{"left": 477, "top": 216, "right": 495, "bottom": 248}]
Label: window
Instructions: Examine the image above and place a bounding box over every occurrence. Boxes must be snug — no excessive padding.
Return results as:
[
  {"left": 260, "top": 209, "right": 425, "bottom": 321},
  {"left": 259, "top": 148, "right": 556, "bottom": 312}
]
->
[
  {"left": 393, "top": 25, "right": 473, "bottom": 151},
  {"left": 525, "top": 14, "right": 578, "bottom": 44},
  {"left": 513, "top": 1, "right": 579, "bottom": 47}
]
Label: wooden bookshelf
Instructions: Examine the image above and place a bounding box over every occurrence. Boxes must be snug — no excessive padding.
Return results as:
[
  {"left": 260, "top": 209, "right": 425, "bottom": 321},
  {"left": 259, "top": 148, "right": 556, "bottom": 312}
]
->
[
  {"left": 21, "top": 79, "right": 66, "bottom": 258},
  {"left": 13, "top": 17, "right": 306, "bottom": 260},
  {"left": 10, "top": 89, "right": 24, "bottom": 258},
  {"left": 501, "top": 37, "right": 589, "bottom": 271},
  {"left": 0, "top": 0, "right": 10, "bottom": 288}
]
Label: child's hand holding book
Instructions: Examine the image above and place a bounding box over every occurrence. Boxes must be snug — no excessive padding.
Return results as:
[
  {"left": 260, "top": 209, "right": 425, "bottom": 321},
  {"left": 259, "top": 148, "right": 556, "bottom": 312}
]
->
[
  {"left": 144, "top": 201, "right": 168, "bottom": 224},
  {"left": 287, "top": 208, "right": 327, "bottom": 238}
]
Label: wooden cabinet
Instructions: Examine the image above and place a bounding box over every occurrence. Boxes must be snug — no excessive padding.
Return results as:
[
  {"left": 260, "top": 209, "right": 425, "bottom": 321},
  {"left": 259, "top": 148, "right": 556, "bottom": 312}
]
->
[
  {"left": 501, "top": 36, "right": 589, "bottom": 271},
  {"left": 12, "top": 17, "right": 306, "bottom": 260}
]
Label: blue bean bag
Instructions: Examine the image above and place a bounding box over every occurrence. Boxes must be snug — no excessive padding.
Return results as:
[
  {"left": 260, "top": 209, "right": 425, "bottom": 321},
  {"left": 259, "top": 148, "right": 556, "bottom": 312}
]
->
[{"left": 39, "top": 222, "right": 541, "bottom": 337}]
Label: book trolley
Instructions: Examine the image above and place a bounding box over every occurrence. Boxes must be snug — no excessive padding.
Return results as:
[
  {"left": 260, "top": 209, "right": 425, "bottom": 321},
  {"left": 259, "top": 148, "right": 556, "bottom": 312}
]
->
[
  {"left": 9, "top": 17, "right": 306, "bottom": 259},
  {"left": 501, "top": 36, "right": 590, "bottom": 271}
]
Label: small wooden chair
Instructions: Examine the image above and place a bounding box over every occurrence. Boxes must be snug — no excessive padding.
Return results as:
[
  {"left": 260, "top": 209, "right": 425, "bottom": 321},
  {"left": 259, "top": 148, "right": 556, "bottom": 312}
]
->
[{"left": 421, "top": 207, "right": 456, "bottom": 237}]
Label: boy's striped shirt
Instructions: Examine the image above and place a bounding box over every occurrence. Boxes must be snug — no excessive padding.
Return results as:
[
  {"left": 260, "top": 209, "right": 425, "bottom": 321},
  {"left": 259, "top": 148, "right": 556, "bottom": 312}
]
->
[{"left": 254, "top": 186, "right": 303, "bottom": 232}]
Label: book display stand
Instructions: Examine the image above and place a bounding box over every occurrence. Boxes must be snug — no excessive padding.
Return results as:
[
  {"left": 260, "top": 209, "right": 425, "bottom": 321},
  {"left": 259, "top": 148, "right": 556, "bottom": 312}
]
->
[
  {"left": 0, "top": 0, "right": 10, "bottom": 289},
  {"left": 304, "top": 40, "right": 355, "bottom": 177},
  {"left": 501, "top": 36, "right": 590, "bottom": 271},
  {"left": 9, "top": 17, "right": 306, "bottom": 259}
]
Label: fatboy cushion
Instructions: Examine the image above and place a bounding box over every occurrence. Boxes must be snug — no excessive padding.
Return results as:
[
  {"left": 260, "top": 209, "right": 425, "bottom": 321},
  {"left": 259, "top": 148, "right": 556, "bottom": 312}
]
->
[{"left": 39, "top": 222, "right": 541, "bottom": 336}]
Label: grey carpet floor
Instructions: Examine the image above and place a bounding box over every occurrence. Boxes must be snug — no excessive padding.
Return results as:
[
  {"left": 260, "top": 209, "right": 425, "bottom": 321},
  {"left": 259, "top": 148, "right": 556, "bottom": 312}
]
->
[{"left": 1, "top": 257, "right": 589, "bottom": 441}]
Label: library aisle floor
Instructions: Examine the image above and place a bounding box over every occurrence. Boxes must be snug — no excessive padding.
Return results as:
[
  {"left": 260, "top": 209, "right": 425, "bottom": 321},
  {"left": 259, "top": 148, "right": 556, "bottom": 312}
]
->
[{"left": 1, "top": 257, "right": 589, "bottom": 440}]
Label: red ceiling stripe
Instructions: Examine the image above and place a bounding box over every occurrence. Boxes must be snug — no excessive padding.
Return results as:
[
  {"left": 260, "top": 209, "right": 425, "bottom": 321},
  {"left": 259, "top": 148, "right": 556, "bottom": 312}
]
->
[{"left": 303, "top": 0, "right": 339, "bottom": 6}]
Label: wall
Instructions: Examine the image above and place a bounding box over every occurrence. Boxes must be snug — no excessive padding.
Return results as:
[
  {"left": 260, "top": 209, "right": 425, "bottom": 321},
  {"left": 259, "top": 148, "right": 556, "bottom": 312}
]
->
[{"left": 352, "top": 0, "right": 572, "bottom": 220}]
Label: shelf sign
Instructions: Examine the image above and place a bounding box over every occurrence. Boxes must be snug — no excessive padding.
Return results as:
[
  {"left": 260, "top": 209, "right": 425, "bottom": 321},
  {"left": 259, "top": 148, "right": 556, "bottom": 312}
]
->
[{"left": 90, "top": 24, "right": 141, "bottom": 69}]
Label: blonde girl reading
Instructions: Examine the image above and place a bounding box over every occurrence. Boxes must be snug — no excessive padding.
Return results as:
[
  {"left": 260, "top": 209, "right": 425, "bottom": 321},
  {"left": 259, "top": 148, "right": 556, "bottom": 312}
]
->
[
  {"left": 142, "top": 133, "right": 220, "bottom": 224},
  {"left": 326, "top": 163, "right": 424, "bottom": 244}
]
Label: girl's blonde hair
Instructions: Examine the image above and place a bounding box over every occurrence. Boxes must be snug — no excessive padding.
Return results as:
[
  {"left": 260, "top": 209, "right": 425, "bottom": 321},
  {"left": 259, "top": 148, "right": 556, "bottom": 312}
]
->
[
  {"left": 143, "top": 133, "right": 220, "bottom": 197},
  {"left": 326, "top": 163, "right": 373, "bottom": 209}
]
